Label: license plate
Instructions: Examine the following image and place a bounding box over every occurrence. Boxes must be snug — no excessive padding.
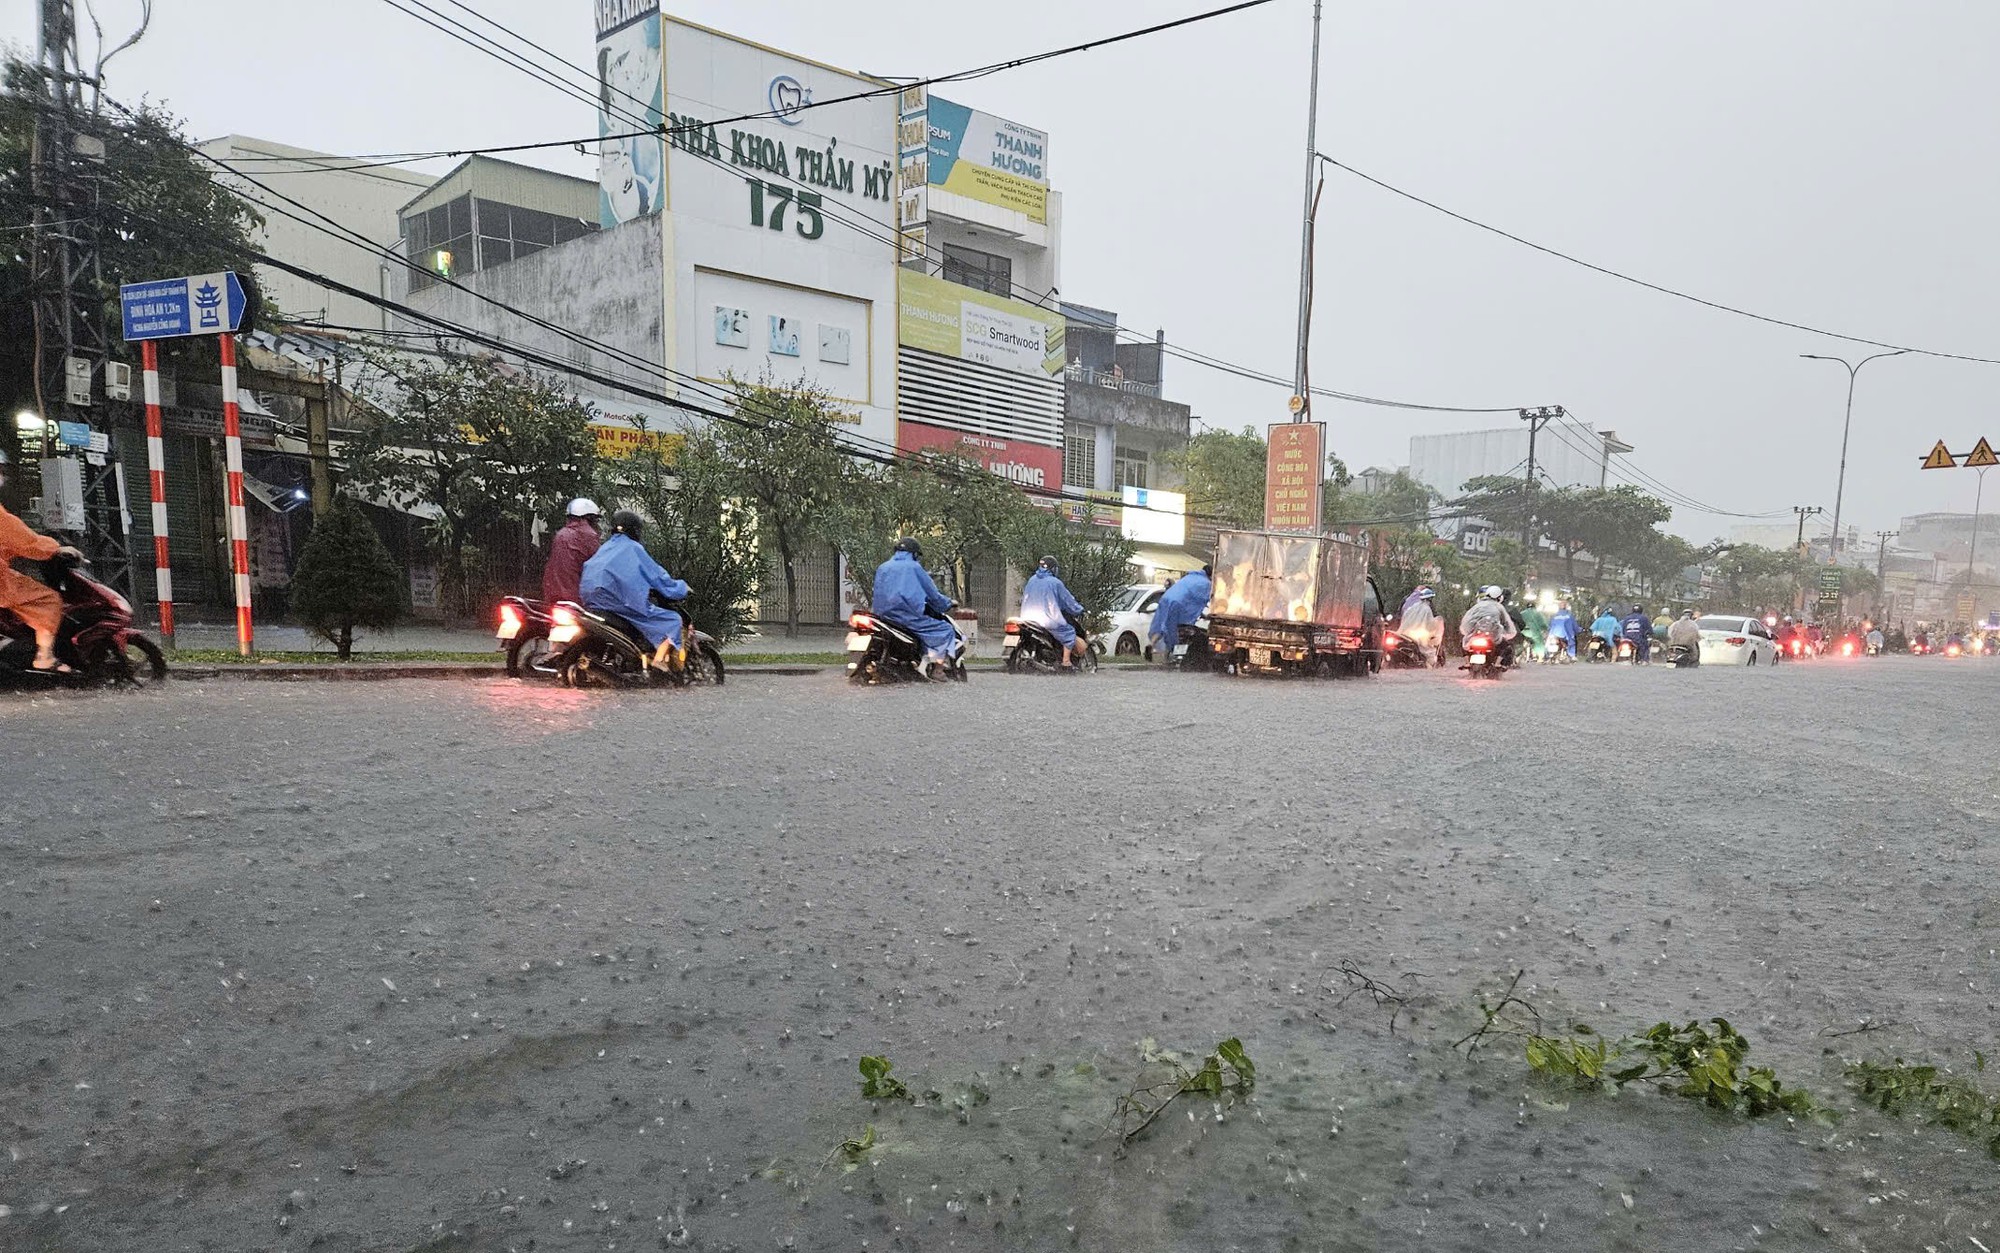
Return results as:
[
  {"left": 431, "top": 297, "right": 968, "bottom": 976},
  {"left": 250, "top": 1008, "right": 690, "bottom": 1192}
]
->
[
  {"left": 1250, "top": 648, "right": 1272, "bottom": 667},
  {"left": 1468, "top": 653, "right": 1487, "bottom": 666},
  {"left": 496, "top": 621, "right": 520, "bottom": 641},
  {"left": 844, "top": 632, "right": 869, "bottom": 653},
  {"left": 1001, "top": 641, "right": 1017, "bottom": 655},
  {"left": 549, "top": 624, "right": 581, "bottom": 645}
]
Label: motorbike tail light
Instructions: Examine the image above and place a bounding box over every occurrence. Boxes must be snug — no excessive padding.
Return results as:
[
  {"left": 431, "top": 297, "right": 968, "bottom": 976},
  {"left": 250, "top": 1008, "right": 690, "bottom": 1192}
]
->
[
  {"left": 848, "top": 612, "right": 874, "bottom": 632},
  {"left": 1842, "top": 641, "right": 1854, "bottom": 655},
  {"left": 1790, "top": 640, "right": 1802, "bottom": 654},
  {"left": 552, "top": 605, "right": 579, "bottom": 628},
  {"left": 499, "top": 603, "right": 522, "bottom": 631},
  {"left": 1382, "top": 632, "right": 1400, "bottom": 648},
  {"left": 1947, "top": 644, "right": 1961, "bottom": 656},
  {"left": 1724, "top": 636, "right": 1746, "bottom": 646},
  {"left": 1004, "top": 619, "right": 1021, "bottom": 635},
  {"left": 1466, "top": 635, "right": 1491, "bottom": 650}
]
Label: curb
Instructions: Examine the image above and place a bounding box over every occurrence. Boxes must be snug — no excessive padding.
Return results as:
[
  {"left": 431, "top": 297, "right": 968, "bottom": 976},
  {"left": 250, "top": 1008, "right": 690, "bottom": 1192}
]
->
[{"left": 169, "top": 662, "right": 839, "bottom": 681}]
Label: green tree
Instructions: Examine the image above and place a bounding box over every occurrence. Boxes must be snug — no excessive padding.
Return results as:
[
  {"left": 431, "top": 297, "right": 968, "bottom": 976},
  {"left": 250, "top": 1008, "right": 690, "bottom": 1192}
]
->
[
  {"left": 1711, "top": 544, "right": 1805, "bottom": 610},
  {"left": 289, "top": 498, "right": 404, "bottom": 660},
  {"left": 826, "top": 458, "right": 949, "bottom": 604},
  {"left": 342, "top": 349, "right": 597, "bottom": 617},
  {"left": 998, "top": 509, "right": 1137, "bottom": 634},
  {"left": 0, "top": 58, "right": 266, "bottom": 427},
  {"left": 1167, "top": 426, "right": 1267, "bottom": 527},
  {"left": 1454, "top": 475, "right": 1542, "bottom": 544},
  {"left": 712, "top": 377, "right": 860, "bottom": 637},
  {"left": 598, "top": 427, "right": 762, "bottom": 645}
]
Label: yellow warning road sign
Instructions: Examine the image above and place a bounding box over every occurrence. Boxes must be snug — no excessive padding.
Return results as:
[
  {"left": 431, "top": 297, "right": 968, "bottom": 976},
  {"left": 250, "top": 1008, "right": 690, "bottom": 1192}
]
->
[
  {"left": 1964, "top": 436, "right": 1999, "bottom": 469},
  {"left": 1920, "top": 441, "right": 1958, "bottom": 470}
]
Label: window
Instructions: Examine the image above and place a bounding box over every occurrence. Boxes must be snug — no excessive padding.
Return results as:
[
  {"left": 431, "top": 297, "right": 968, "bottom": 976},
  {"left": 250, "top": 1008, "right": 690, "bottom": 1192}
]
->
[
  {"left": 1064, "top": 431, "right": 1096, "bottom": 489},
  {"left": 941, "top": 243, "right": 1013, "bottom": 297},
  {"left": 473, "top": 199, "right": 597, "bottom": 273},
  {"left": 1114, "top": 445, "right": 1150, "bottom": 490},
  {"left": 405, "top": 193, "right": 471, "bottom": 292}
]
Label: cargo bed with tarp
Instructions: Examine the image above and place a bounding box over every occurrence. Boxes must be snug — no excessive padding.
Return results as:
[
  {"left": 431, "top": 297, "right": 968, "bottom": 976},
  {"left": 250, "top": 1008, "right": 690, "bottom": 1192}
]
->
[{"left": 1206, "top": 529, "right": 1384, "bottom": 676}]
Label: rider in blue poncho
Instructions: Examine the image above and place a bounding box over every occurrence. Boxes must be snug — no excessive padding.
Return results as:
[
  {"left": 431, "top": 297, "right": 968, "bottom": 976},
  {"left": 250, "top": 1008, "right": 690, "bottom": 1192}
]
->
[
  {"left": 1018, "top": 555, "right": 1087, "bottom": 669},
  {"left": 873, "top": 538, "right": 962, "bottom": 674},
  {"left": 1148, "top": 565, "right": 1213, "bottom": 662},
  {"left": 579, "top": 511, "right": 690, "bottom": 666}
]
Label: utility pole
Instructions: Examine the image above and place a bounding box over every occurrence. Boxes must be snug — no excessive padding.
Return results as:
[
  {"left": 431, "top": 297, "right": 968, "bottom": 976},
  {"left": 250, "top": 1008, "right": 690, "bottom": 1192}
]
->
[
  {"left": 1801, "top": 350, "right": 1908, "bottom": 562},
  {"left": 1792, "top": 505, "right": 1824, "bottom": 557},
  {"left": 30, "top": 0, "right": 135, "bottom": 597},
  {"left": 1519, "top": 405, "right": 1564, "bottom": 552},
  {"left": 1874, "top": 529, "right": 1897, "bottom": 620},
  {"left": 1288, "top": 0, "right": 1323, "bottom": 422}
]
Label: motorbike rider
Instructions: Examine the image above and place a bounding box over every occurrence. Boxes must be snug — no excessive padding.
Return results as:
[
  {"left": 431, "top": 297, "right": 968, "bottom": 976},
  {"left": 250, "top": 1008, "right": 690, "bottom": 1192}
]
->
[
  {"left": 1774, "top": 615, "right": 1800, "bottom": 657},
  {"left": 1149, "top": 563, "right": 1213, "bottom": 664},
  {"left": 1590, "top": 605, "right": 1621, "bottom": 656},
  {"left": 1667, "top": 608, "right": 1702, "bottom": 665},
  {"left": 542, "top": 497, "right": 602, "bottom": 604},
  {"left": 0, "top": 449, "right": 83, "bottom": 673},
  {"left": 1548, "top": 598, "right": 1579, "bottom": 660},
  {"left": 873, "top": 537, "right": 961, "bottom": 678},
  {"left": 1019, "top": 555, "right": 1087, "bottom": 670},
  {"left": 1397, "top": 584, "right": 1443, "bottom": 666},
  {"left": 1459, "top": 585, "right": 1519, "bottom": 660},
  {"left": 1620, "top": 603, "right": 1653, "bottom": 663},
  {"left": 578, "top": 510, "right": 690, "bottom": 670},
  {"left": 1516, "top": 597, "right": 1549, "bottom": 662}
]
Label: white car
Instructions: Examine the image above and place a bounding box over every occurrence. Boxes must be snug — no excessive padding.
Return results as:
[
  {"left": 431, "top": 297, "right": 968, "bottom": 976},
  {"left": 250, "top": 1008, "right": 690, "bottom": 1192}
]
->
[
  {"left": 1103, "top": 582, "right": 1167, "bottom": 657},
  {"left": 1696, "top": 613, "right": 1780, "bottom": 666}
]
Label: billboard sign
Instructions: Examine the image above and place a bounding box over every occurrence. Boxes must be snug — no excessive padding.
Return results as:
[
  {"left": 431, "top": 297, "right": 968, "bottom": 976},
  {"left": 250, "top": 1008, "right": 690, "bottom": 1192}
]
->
[
  {"left": 898, "top": 418, "right": 1061, "bottom": 491},
  {"left": 1265, "top": 423, "right": 1325, "bottom": 533},
  {"left": 926, "top": 96, "right": 1048, "bottom": 223},
  {"left": 1120, "top": 485, "right": 1187, "bottom": 546},
  {"left": 899, "top": 269, "right": 1064, "bottom": 378},
  {"left": 120, "top": 272, "right": 247, "bottom": 341},
  {"left": 595, "top": 0, "right": 665, "bottom": 228}
]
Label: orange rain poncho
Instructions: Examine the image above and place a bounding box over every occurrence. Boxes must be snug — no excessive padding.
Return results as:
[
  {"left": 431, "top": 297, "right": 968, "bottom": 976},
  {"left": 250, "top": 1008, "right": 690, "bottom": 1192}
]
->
[{"left": 0, "top": 502, "right": 63, "bottom": 637}]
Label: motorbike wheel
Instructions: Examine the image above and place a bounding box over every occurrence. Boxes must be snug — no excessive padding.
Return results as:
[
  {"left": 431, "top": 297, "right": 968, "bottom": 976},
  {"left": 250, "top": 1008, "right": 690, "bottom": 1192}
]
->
[
  {"left": 91, "top": 636, "right": 168, "bottom": 687},
  {"left": 847, "top": 649, "right": 875, "bottom": 684},
  {"left": 506, "top": 634, "right": 551, "bottom": 678},
  {"left": 685, "top": 643, "right": 726, "bottom": 686}
]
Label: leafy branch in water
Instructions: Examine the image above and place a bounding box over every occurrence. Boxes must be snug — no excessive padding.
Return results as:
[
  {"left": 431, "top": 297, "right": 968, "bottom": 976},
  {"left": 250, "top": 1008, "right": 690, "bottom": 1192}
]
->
[
  {"left": 858, "top": 1055, "right": 909, "bottom": 1101},
  {"left": 1323, "top": 958, "right": 1429, "bottom": 1033},
  {"left": 1455, "top": 974, "right": 1820, "bottom": 1118},
  {"left": 1846, "top": 1054, "right": 2000, "bottom": 1159},
  {"left": 1113, "top": 1037, "right": 1256, "bottom": 1146}
]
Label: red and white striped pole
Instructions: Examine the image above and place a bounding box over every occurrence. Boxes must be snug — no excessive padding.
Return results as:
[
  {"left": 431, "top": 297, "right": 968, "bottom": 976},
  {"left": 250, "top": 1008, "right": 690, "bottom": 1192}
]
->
[
  {"left": 217, "top": 334, "right": 254, "bottom": 656},
  {"left": 139, "top": 339, "right": 175, "bottom": 648}
]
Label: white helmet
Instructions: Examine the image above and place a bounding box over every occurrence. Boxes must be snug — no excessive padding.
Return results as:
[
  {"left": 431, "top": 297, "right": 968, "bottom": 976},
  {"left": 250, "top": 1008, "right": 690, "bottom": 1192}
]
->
[
  {"left": 567, "top": 497, "right": 601, "bottom": 518},
  {"left": 1479, "top": 585, "right": 1505, "bottom": 601}
]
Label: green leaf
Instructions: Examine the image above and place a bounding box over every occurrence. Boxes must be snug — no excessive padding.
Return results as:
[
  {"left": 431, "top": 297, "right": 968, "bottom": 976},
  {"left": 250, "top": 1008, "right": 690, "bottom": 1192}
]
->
[{"left": 1214, "top": 1037, "right": 1256, "bottom": 1090}]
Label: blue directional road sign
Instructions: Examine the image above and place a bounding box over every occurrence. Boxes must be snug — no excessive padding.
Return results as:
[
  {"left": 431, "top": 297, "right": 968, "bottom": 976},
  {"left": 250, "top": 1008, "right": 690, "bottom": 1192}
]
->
[{"left": 120, "top": 271, "right": 247, "bottom": 341}]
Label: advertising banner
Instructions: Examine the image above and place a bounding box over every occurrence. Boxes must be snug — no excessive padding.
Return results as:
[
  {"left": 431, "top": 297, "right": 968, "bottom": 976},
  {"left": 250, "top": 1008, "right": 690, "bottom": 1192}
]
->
[
  {"left": 926, "top": 96, "right": 1048, "bottom": 223},
  {"left": 896, "top": 84, "right": 929, "bottom": 258},
  {"left": 590, "top": 422, "right": 683, "bottom": 461},
  {"left": 595, "top": 0, "right": 664, "bottom": 228},
  {"left": 899, "top": 269, "right": 1064, "bottom": 378},
  {"left": 1120, "top": 485, "right": 1187, "bottom": 546},
  {"left": 1265, "top": 422, "right": 1325, "bottom": 533},
  {"left": 898, "top": 418, "right": 1061, "bottom": 491}
]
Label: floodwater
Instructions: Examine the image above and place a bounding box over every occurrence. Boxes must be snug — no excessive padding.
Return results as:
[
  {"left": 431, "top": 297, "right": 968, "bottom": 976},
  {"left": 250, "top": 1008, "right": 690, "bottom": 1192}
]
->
[{"left": 2, "top": 658, "right": 1995, "bottom": 1250}]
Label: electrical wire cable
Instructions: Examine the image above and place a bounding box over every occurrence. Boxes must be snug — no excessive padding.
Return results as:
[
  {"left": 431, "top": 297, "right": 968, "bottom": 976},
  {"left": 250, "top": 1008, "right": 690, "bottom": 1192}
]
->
[{"left": 1320, "top": 154, "right": 2000, "bottom": 368}]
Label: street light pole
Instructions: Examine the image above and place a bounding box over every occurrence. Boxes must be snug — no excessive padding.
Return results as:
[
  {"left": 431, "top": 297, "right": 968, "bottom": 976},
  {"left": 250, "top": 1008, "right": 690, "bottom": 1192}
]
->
[
  {"left": 1801, "top": 350, "right": 1908, "bottom": 563},
  {"left": 1289, "top": 0, "right": 1323, "bottom": 421}
]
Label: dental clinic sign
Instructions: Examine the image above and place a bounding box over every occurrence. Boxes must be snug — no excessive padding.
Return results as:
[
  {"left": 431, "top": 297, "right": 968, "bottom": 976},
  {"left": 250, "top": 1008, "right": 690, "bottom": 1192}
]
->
[{"left": 119, "top": 271, "right": 247, "bottom": 341}]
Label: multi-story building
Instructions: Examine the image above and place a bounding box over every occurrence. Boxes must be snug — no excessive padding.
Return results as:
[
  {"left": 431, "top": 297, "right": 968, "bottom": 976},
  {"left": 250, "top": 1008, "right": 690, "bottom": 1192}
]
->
[{"left": 1409, "top": 421, "right": 1634, "bottom": 558}]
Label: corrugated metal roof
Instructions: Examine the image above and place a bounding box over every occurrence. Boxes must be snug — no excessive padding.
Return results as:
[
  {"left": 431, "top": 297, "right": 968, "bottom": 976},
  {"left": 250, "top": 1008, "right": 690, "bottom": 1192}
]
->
[{"left": 398, "top": 154, "right": 597, "bottom": 220}]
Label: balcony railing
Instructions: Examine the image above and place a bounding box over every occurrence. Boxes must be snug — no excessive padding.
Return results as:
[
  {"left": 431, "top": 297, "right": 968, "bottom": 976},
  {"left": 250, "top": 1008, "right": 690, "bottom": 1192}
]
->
[{"left": 1064, "top": 361, "right": 1160, "bottom": 398}]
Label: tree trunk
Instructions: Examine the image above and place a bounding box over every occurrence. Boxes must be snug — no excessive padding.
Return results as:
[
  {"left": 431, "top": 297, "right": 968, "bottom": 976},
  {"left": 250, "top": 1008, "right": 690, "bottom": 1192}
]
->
[
  {"left": 337, "top": 623, "right": 353, "bottom": 661},
  {"left": 777, "top": 526, "right": 800, "bottom": 639}
]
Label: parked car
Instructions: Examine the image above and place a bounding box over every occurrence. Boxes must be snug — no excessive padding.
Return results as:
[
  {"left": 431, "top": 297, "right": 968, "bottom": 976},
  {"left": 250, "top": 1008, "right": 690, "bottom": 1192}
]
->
[
  {"left": 1103, "top": 582, "right": 1165, "bottom": 657},
  {"left": 1695, "top": 613, "right": 1780, "bottom": 666}
]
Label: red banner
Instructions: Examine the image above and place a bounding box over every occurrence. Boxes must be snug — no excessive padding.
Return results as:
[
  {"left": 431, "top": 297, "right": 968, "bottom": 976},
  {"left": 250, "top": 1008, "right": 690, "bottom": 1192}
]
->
[
  {"left": 1265, "top": 422, "right": 1324, "bottom": 532},
  {"left": 897, "top": 419, "right": 1063, "bottom": 492}
]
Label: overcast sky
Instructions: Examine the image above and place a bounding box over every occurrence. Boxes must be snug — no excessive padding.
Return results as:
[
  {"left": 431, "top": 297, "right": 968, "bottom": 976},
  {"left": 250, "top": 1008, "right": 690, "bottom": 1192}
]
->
[{"left": 10, "top": 1, "right": 1998, "bottom": 543}]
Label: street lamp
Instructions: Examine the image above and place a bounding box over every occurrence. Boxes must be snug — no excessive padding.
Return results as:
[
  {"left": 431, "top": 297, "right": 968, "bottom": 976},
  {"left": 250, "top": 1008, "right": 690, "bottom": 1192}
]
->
[{"left": 1801, "top": 350, "right": 1908, "bottom": 563}]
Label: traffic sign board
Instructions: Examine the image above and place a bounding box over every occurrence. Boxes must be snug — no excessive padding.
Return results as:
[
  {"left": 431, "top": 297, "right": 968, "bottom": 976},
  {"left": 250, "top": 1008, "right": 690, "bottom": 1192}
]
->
[
  {"left": 120, "top": 271, "right": 246, "bottom": 341},
  {"left": 1819, "top": 568, "right": 1843, "bottom": 592},
  {"left": 1965, "top": 437, "right": 1999, "bottom": 469},
  {"left": 1920, "top": 441, "right": 1958, "bottom": 470}
]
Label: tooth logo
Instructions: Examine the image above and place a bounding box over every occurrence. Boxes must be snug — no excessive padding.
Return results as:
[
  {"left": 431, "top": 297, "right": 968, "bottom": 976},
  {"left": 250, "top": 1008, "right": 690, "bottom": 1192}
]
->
[{"left": 768, "top": 75, "right": 811, "bottom": 125}]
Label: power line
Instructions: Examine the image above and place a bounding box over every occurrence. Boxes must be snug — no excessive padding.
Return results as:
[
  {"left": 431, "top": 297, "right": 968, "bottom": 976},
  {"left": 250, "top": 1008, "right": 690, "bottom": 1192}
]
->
[{"left": 1320, "top": 154, "right": 2000, "bottom": 368}]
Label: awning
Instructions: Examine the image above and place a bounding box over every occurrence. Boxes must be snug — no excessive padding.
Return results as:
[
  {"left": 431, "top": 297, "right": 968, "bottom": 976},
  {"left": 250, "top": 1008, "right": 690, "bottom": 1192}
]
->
[{"left": 1128, "top": 544, "right": 1207, "bottom": 575}]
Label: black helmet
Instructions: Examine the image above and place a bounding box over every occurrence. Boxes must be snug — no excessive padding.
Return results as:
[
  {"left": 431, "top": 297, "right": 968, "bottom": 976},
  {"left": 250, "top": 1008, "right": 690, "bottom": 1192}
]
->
[
  {"left": 894, "top": 536, "right": 923, "bottom": 559},
  {"left": 1632, "top": 604, "right": 1645, "bottom": 615},
  {"left": 610, "top": 509, "right": 645, "bottom": 542},
  {"left": 1037, "top": 554, "right": 1059, "bottom": 573}
]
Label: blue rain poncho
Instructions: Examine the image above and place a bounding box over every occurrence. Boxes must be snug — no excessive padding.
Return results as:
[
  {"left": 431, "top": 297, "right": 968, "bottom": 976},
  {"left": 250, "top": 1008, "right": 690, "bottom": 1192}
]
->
[
  {"left": 1148, "top": 570, "right": 1212, "bottom": 652},
  {"left": 872, "top": 551, "right": 960, "bottom": 659},
  {"left": 1549, "top": 608, "right": 1579, "bottom": 643},
  {"left": 578, "top": 533, "right": 689, "bottom": 649},
  {"left": 1018, "top": 568, "right": 1084, "bottom": 646}
]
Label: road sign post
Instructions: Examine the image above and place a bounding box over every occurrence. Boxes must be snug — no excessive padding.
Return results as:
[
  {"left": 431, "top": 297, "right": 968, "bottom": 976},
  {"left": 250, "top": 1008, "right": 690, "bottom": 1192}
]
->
[{"left": 120, "top": 272, "right": 249, "bottom": 655}]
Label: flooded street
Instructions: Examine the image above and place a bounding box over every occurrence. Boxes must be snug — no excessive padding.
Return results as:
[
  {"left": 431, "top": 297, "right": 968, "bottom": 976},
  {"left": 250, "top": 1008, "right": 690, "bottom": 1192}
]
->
[{"left": 3, "top": 659, "right": 1996, "bottom": 1251}]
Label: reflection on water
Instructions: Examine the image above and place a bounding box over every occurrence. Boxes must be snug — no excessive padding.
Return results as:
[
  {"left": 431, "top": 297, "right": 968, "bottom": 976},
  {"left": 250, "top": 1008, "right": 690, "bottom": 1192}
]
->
[{"left": 474, "top": 678, "right": 602, "bottom": 738}]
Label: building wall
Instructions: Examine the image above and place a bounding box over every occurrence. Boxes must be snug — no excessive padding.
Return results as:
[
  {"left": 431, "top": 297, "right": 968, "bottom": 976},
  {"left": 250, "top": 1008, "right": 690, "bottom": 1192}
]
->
[
  {"left": 1407, "top": 421, "right": 1615, "bottom": 501},
  {"left": 198, "top": 135, "right": 434, "bottom": 330},
  {"left": 400, "top": 220, "right": 664, "bottom": 396}
]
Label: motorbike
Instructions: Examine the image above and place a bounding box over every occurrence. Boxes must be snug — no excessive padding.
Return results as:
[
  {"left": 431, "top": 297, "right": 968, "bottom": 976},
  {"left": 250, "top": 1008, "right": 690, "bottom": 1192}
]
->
[
  {"left": 547, "top": 594, "right": 724, "bottom": 688},
  {"left": 1461, "top": 632, "right": 1505, "bottom": 679},
  {"left": 1001, "top": 617, "right": 1100, "bottom": 674},
  {"left": 0, "top": 553, "right": 167, "bottom": 689},
  {"left": 846, "top": 608, "right": 969, "bottom": 685},
  {"left": 1615, "top": 637, "right": 1643, "bottom": 664},
  {"left": 495, "top": 595, "right": 560, "bottom": 679},
  {"left": 1584, "top": 635, "right": 1613, "bottom": 663},
  {"left": 1667, "top": 642, "right": 1700, "bottom": 668},
  {"left": 1381, "top": 626, "right": 1430, "bottom": 669}
]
